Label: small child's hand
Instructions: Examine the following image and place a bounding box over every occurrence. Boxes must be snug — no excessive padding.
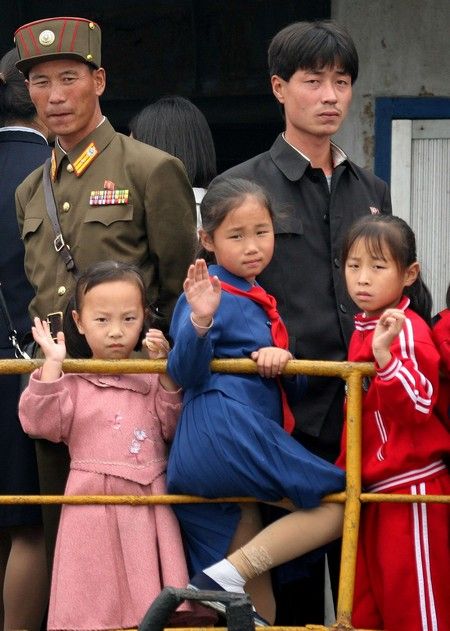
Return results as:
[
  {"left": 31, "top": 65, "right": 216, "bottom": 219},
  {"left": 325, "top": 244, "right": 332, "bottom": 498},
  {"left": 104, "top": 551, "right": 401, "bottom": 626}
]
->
[
  {"left": 184, "top": 259, "right": 221, "bottom": 331},
  {"left": 32, "top": 317, "right": 66, "bottom": 362},
  {"left": 372, "top": 308, "right": 406, "bottom": 368},
  {"left": 251, "top": 347, "right": 293, "bottom": 378},
  {"left": 144, "top": 329, "right": 180, "bottom": 392},
  {"left": 143, "top": 329, "right": 170, "bottom": 359}
]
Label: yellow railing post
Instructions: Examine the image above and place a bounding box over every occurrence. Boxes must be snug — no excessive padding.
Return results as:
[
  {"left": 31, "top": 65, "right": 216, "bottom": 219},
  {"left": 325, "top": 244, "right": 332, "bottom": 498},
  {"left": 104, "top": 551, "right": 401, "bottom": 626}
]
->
[{"left": 334, "top": 369, "right": 363, "bottom": 631}]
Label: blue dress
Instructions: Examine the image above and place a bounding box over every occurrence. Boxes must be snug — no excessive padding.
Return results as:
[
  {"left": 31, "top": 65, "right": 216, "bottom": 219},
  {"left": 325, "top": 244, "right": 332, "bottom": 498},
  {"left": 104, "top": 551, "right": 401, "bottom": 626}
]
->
[{"left": 167, "top": 265, "right": 345, "bottom": 574}]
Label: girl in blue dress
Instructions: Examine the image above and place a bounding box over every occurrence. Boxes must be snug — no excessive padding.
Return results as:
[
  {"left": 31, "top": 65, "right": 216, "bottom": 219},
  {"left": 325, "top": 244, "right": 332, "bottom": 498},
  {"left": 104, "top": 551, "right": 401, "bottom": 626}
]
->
[{"left": 167, "top": 178, "right": 345, "bottom": 625}]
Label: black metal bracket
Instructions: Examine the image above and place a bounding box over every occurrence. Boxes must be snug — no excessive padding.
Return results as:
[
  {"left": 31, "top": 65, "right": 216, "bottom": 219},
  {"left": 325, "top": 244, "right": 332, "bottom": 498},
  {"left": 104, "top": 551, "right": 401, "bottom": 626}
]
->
[{"left": 138, "top": 586, "right": 256, "bottom": 631}]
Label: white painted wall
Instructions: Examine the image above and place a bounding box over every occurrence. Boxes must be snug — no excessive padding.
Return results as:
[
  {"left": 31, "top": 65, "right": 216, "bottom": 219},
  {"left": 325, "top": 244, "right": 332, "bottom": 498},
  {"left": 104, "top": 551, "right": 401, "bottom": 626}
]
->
[{"left": 330, "top": 0, "right": 450, "bottom": 169}]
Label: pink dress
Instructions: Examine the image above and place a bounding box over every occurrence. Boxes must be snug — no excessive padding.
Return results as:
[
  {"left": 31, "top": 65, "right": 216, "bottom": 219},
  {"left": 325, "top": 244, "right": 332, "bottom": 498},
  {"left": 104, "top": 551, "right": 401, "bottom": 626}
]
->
[{"left": 19, "top": 370, "right": 214, "bottom": 630}]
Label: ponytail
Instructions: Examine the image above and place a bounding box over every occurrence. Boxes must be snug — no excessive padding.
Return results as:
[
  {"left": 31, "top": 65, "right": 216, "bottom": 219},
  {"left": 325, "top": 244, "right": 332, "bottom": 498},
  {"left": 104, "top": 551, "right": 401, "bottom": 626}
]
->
[{"left": 405, "top": 276, "right": 433, "bottom": 326}]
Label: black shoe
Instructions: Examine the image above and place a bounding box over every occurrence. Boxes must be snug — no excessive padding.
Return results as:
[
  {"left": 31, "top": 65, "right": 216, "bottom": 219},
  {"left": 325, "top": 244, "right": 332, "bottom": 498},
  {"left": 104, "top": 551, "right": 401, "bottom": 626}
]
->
[{"left": 187, "top": 570, "right": 269, "bottom": 626}]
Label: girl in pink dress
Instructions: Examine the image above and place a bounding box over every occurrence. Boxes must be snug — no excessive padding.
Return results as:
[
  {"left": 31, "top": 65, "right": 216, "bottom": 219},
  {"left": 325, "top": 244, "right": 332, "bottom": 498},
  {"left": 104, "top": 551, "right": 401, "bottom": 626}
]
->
[{"left": 19, "top": 261, "right": 212, "bottom": 631}]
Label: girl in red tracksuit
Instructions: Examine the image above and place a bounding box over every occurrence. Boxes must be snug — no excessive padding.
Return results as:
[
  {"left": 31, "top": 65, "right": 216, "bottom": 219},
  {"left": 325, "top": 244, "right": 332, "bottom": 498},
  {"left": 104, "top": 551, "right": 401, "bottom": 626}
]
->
[{"left": 336, "top": 215, "right": 450, "bottom": 631}]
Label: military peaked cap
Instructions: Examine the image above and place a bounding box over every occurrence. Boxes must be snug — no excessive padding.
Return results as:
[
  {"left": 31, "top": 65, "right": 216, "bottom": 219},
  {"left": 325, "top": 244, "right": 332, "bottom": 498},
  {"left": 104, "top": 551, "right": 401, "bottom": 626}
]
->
[{"left": 14, "top": 17, "right": 101, "bottom": 76}]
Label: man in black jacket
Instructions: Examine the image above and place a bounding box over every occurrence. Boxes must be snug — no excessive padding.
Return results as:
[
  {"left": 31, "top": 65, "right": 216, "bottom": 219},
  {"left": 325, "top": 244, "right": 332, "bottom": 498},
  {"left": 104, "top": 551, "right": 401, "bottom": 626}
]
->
[{"left": 213, "top": 20, "right": 392, "bottom": 624}]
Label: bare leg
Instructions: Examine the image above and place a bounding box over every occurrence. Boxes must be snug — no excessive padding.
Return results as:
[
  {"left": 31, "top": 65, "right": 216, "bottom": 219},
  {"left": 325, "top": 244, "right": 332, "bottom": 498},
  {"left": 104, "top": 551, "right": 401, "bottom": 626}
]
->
[
  {"left": 199, "top": 503, "right": 343, "bottom": 624},
  {"left": 227, "top": 504, "right": 275, "bottom": 624},
  {"left": 3, "top": 525, "right": 49, "bottom": 631},
  {"left": 228, "top": 503, "right": 343, "bottom": 579}
]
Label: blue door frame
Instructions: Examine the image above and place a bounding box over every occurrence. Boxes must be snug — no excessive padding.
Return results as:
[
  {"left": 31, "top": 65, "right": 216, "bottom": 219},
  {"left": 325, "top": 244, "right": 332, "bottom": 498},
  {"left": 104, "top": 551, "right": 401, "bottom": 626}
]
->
[{"left": 374, "top": 97, "right": 450, "bottom": 184}]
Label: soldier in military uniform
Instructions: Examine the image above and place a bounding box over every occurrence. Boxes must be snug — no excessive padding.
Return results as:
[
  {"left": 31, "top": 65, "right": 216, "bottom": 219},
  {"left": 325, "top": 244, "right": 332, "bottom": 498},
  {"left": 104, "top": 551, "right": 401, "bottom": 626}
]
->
[
  {"left": 15, "top": 16, "right": 196, "bottom": 331},
  {"left": 14, "top": 16, "right": 197, "bottom": 570}
]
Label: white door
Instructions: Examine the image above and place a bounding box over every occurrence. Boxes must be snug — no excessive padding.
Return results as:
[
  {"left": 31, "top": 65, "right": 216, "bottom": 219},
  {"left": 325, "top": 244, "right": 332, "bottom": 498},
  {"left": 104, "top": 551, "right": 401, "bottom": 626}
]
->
[{"left": 391, "top": 119, "right": 450, "bottom": 313}]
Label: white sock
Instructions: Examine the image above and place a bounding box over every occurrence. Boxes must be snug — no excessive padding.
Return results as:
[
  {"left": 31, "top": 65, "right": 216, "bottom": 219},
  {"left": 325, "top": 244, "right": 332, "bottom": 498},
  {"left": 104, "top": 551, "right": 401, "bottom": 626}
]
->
[{"left": 203, "top": 559, "right": 246, "bottom": 593}]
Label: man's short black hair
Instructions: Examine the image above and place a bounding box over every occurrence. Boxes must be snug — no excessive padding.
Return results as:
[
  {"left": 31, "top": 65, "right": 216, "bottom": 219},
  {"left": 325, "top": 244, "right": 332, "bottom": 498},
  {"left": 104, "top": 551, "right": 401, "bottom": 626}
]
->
[{"left": 268, "top": 20, "right": 358, "bottom": 84}]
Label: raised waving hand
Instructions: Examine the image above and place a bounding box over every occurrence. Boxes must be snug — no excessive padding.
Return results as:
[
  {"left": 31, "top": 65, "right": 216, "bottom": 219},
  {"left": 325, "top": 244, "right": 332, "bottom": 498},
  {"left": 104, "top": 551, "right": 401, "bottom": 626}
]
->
[
  {"left": 184, "top": 259, "right": 221, "bottom": 335},
  {"left": 31, "top": 316, "right": 66, "bottom": 381}
]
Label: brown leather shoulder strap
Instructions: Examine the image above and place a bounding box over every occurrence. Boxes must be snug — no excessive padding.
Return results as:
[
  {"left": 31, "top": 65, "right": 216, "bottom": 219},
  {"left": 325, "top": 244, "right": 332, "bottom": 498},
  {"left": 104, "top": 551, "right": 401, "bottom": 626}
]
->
[{"left": 42, "top": 157, "right": 77, "bottom": 274}]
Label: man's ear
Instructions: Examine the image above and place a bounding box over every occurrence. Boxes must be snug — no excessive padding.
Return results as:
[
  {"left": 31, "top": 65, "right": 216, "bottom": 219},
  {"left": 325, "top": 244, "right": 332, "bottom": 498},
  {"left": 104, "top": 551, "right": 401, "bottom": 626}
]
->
[
  {"left": 404, "top": 261, "right": 420, "bottom": 287},
  {"left": 271, "top": 75, "right": 285, "bottom": 104},
  {"left": 93, "top": 67, "right": 106, "bottom": 97},
  {"left": 198, "top": 229, "right": 215, "bottom": 252},
  {"left": 71, "top": 310, "right": 84, "bottom": 334}
]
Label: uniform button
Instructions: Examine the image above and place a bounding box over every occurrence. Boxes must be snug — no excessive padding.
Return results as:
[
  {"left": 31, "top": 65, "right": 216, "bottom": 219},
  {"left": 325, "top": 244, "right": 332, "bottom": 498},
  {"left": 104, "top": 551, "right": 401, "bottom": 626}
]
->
[
  {"left": 66, "top": 164, "right": 74, "bottom": 173},
  {"left": 334, "top": 257, "right": 340, "bottom": 268},
  {"left": 339, "top": 303, "right": 347, "bottom": 313},
  {"left": 62, "top": 202, "right": 70, "bottom": 212},
  {"left": 57, "top": 286, "right": 66, "bottom": 296},
  {"left": 323, "top": 214, "right": 329, "bottom": 223}
]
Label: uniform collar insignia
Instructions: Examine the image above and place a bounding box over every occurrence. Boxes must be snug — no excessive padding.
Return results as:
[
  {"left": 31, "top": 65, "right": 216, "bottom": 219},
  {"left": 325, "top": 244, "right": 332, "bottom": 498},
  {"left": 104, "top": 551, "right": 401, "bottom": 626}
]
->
[
  {"left": 52, "top": 118, "right": 115, "bottom": 179},
  {"left": 50, "top": 149, "right": 57, "bottom": 182},
  {"left": 72, "top": 142, "right": 99, "bottom": 177}
]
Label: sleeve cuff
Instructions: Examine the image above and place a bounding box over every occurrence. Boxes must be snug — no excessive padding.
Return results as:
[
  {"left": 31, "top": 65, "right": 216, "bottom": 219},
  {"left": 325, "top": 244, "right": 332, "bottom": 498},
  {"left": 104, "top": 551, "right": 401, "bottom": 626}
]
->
[
  {"left": 157, "top": 382, "right": 182, "bottom": 403},
  {"left": 27, "top": 368, "right": 65, "bottom": 393},
  {"left": 376, "top": 356, "right": 401, "bottom": 380}
]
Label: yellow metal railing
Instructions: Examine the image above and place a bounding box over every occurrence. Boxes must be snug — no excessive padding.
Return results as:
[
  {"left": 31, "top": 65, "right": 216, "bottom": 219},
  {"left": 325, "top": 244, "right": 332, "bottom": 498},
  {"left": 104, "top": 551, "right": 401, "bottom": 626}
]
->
[{"left": 0, "top": 357, "right": 448, "bottom": 631}]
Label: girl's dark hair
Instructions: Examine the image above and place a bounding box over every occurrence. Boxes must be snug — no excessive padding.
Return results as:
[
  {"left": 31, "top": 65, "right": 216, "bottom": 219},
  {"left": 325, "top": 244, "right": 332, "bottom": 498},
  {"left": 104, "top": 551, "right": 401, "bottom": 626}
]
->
[
  {"left": 0, "top": 48, "right": 37, "bottom": 125},
  {"left": 129, "top": 96, "right": 217, "bottom": 188},
  {"left": 198, "top": 177, "right": 274, "bottom": 263},
  {"left": 64, "top": 261, "right": 151, "bottom": 358},
  {"left": 268, "top": 20, "right": 358, "bottom": 84},
  {"left": 341, "top": 215, "right": 433, "bottom": 324}
]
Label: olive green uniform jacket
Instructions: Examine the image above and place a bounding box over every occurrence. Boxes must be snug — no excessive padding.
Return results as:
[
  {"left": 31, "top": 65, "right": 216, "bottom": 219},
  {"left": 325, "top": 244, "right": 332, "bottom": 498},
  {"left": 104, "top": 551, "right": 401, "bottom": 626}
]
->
[{"left": 16, "top": 118, "right": 196, "bottom": 331}]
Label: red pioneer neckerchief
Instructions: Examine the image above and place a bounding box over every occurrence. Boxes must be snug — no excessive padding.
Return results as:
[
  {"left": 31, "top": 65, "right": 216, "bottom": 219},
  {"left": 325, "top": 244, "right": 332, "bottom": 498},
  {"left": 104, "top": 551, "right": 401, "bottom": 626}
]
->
[{"left": 220, "top": 280, "right": 295, "bottom": 434}]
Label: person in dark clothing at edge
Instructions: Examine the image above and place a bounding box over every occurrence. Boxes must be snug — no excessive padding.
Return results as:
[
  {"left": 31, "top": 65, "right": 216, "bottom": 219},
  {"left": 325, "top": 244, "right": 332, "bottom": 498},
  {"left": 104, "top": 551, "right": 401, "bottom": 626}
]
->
[
  {"left": 212, "top": 20, "right": 392, "bottom": 625},
  {"left": 0, "top": 47, "right": 51, "bottom": 631}
]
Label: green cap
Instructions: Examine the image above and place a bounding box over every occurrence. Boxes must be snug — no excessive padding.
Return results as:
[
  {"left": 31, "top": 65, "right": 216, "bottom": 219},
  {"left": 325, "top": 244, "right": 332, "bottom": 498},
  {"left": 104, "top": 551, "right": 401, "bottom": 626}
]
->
[{"left": 14, "top": 17, "right": 101, "bottom": 76}]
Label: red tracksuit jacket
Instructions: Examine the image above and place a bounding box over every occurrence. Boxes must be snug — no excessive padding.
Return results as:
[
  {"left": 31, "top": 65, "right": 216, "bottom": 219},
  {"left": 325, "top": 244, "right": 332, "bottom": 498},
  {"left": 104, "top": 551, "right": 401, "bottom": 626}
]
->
[{"left": 337, "top": 296, "right": 450, "bottom": 488}]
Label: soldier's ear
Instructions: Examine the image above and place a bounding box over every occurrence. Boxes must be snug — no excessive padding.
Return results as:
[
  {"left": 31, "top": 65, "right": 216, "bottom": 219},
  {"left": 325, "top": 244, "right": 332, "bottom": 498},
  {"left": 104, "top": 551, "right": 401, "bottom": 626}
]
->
[{"left": 93, "top": 67, "right": 106, "bottom": 97}]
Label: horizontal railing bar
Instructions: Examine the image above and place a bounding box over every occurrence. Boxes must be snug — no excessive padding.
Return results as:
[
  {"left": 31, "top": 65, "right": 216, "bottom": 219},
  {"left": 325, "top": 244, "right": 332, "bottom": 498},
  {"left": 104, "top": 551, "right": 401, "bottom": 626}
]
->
[
  {"left": 360, "top": 492, "right": 450, "bottom": 503},
  {"left": 0, "top": 493, "right": 345, "bottom": 505},
  {"left": 0, "top": 357, "right": 375, "bottom": 378},
  {"left": 0, "top": 491, "right": 447, "bottom": 505}
]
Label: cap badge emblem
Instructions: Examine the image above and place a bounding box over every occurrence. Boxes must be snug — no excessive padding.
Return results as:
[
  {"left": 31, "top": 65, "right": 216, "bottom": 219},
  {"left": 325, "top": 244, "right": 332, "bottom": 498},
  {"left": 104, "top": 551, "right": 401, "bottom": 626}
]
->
[{"left": 39, "top": 30, "right": 55, "bottom": 46}]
